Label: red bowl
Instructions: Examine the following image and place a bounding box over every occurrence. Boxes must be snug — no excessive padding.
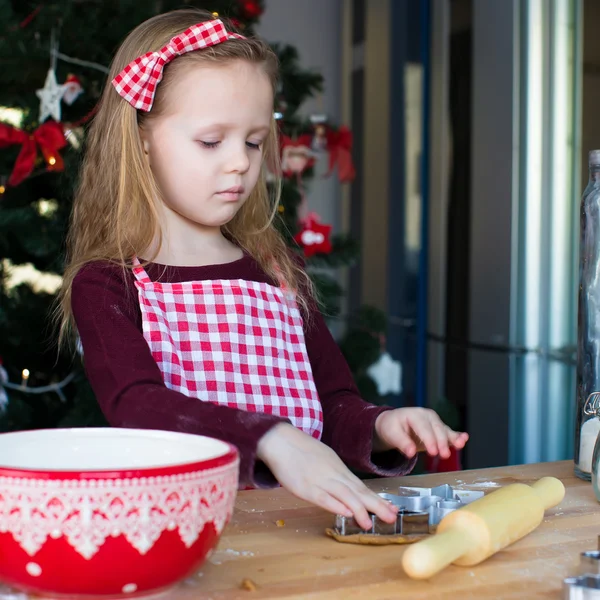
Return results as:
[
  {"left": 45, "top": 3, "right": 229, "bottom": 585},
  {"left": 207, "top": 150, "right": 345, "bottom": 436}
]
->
[{"left": 0, "top": 428, "right": 239, "bottom": 598}]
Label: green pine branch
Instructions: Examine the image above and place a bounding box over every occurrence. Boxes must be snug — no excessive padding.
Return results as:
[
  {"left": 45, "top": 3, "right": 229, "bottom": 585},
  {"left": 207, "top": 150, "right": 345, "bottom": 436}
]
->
[
  {"left": 309, "top": 271, "right": 343, "bottom": 318},
  {"left": 306, "top": 234, "right": 360, "bottom": 268}
]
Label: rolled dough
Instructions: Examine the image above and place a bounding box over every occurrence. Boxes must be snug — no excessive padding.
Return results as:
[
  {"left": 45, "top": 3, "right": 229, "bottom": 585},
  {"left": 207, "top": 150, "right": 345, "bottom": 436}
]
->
[{"left": 325, "top": 527, "right": 432, "bottom": 545}]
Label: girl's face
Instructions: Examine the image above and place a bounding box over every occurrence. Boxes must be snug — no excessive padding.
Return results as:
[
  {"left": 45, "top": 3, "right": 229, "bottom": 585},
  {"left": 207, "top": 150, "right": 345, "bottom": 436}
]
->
[{"left": 140, "top": 59, "right": 273, "bottom": 233}]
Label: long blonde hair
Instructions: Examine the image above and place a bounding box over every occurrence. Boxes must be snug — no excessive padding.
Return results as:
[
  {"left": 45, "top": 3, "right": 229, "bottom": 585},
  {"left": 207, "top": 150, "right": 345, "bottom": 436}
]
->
[{"left": 57, "top": 8, "right": 314, "bottom": 347}]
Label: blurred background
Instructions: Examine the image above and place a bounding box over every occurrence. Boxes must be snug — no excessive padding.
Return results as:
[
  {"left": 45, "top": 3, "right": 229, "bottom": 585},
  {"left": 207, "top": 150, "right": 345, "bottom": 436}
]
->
[{"left": 0, "top": 0, "right": 593, "bottom": 473}]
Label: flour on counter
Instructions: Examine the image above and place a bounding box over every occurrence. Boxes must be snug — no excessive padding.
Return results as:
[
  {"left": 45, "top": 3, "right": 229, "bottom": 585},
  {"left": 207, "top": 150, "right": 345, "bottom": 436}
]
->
[{"left": 462, "top": 480, "right": 501, "bottom": 488}]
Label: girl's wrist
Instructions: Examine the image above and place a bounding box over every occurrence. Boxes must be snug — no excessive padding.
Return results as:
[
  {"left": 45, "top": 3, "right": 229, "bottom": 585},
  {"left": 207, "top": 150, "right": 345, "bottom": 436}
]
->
[
  {"left": 372, "top": 412, "right": 394, "bottom": 454},
  {"left": 256, "top": 422, "right": 294, "bottom": 464}
]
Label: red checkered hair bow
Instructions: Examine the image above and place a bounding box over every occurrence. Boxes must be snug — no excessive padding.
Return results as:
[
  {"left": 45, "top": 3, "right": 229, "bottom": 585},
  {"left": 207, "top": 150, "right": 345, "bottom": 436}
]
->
[{"left": 112, "top": 19, "right": 245, "bottom": 112}]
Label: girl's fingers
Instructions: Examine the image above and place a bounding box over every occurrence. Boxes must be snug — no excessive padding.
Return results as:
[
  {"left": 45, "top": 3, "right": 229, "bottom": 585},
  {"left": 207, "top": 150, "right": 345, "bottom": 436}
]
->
[
  {"left": 384, "top": 427, "right": 418, "bottom": 457},
  {"left": 408, "top": 417, "right": 438, "bottom": 456},
  {"left": 334, "top": 485, "right": 373, "bottom": 530},
  {"left": 356, "top": 486, "right": 398, "bottom": 524},
  {"left": 310, "top": 488, "right": 354, "bottom": 519},
  {"left": 457, "top": 431, "right": 469, "bottom": 447},
  {"left": 343, "top": 473, "right": 399, "bottom": 522},
  {"left": 431, "top": 423, "right": 451, "bottom": 459},
  {"left": 321, "top": 480, "right": 388, "bottom": 530},
  {"left": 448, "top": 429, "right": 469, "bottom": 449}
]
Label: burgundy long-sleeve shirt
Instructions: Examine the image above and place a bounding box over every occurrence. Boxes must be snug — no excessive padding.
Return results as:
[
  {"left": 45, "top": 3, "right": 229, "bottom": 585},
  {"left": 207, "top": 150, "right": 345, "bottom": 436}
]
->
[{"left": 71, "top": 255, "right": 416, "bottom": 487}]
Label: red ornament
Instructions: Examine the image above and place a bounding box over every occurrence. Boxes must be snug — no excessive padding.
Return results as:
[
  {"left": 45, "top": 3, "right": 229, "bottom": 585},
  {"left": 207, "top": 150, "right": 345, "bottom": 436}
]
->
[
  {"left": 62, "top": 74, "right": 84, "bottom": 105},
  {"left": 0, "top": 121, "right": 66, "bottom": 186},
  {"left": 280, "top": 134, "right": 315, "bottom": 178},
  {"left": 239, "top": 0, "right": 263, "bottom": 19},
  {"left": 294, "top": 213, "right": 332, "bottom": 257},
  {"left": 325, "top": 126, "right": 356, "bottom": 182}
]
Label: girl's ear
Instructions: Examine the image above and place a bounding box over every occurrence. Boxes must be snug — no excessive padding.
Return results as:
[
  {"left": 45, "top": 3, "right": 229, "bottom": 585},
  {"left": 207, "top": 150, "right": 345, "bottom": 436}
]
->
[{"left": 138, "top": 127, "right": 151, "bottom": 155}]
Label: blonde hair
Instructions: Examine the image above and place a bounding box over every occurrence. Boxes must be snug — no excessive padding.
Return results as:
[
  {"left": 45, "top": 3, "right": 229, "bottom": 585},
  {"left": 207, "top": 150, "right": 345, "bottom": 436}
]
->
[{"left": 57, "top": 8, "right": 314, "bottom": 347}]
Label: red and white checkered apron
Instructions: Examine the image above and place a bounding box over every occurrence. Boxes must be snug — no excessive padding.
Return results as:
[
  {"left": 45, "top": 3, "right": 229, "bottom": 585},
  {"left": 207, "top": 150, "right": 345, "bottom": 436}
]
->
[{"left": 131, "top": 258, "right": 324, "bottom": 439}]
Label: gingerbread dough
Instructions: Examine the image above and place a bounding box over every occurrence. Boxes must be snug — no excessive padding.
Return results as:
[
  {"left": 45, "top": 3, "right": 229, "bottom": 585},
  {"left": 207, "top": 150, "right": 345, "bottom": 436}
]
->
[{"left": 325, "top": 528, "right": 431, "bottom": 545}]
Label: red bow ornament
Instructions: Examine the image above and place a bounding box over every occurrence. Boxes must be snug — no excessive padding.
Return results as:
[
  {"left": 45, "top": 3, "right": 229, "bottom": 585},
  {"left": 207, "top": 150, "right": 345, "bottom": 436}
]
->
[
  {"left": 326, "top": 126, "right": 356, "bottom": 182},
  {"left": 0, "top": 120, "right": 66, "bottom": 187}
]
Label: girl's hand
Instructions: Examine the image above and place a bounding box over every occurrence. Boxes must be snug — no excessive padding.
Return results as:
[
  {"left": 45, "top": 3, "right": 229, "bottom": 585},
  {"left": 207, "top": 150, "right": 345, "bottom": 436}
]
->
[
  {"left": 257, "top": 423, "right": 398, "bottom": 530},
  {"left": 373, "top": 407, "right": 469, "bottom": 459}
]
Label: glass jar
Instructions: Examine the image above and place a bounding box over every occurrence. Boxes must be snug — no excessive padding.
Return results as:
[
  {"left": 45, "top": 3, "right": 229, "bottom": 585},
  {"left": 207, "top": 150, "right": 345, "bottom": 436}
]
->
[
  {"left": 575, "top": 150, "right": 600, "bottom": 480},
  {"left": 593, "top": 428, "right": 600, "bottom": 501}
]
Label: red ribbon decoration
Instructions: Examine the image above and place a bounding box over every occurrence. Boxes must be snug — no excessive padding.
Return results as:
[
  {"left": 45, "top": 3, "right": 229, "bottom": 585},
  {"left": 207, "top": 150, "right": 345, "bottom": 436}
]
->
[
  {"left": 0, "top": 121, "right": 66, "bottom": 187},
  {"left": 325, "top": 126, "right": 356, "bottom": 183}
]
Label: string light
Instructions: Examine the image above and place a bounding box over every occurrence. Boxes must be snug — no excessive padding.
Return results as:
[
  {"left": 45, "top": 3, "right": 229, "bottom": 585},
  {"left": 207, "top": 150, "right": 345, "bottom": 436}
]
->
[
  {"left": 53, "top": 51, "right": 109, "bottom": 75},
  {"left": 0, "top": 106, "right": 25, "bottom": 128},
  {"left": 212, "top": 11, "right": 219, "bottom": 17},
  {"left": 36, "top": 198, "right": 58, "bottom": 217},
  {"left": 2, "top": 370, "right": 76, "bottom": 404},
  {"left": 48, "top": 156, "right": 56, "bottom": 166},
  {"left": 0, "top": 185, "right": 5, "bottom": 195}
]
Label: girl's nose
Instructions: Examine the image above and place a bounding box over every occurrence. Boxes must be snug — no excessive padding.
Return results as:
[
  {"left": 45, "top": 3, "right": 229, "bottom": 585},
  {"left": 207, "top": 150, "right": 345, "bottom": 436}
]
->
[{"left": 227, "top": 144, "right": 251, "bottom": 174}]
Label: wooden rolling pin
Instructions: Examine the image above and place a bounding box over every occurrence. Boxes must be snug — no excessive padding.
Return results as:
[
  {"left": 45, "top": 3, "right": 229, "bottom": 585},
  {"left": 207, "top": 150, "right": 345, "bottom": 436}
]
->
[{"left": 402, "top": 476, "right": 565, "bottom": 580}]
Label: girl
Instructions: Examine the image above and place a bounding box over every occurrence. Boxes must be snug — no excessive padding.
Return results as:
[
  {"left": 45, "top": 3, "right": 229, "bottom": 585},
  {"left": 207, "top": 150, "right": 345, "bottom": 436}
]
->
[{"left": 58, "top": 8, "right": 468, "bottom": 530}]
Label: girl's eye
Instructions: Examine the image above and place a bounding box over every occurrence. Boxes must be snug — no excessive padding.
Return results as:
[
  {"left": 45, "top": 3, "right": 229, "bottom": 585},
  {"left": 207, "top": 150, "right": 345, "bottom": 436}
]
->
[{"left": 199, "top": 140, "right": 262, "bottom": 150}]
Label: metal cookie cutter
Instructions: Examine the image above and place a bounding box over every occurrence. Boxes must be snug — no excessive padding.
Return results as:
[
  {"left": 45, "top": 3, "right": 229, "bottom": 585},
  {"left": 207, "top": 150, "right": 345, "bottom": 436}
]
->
[
  {"left": 563, "top": 537, "right": 600, "bottom": 598},
  {"left": 563, "top": 575, "right": 600, "bottom": 599},
  {"left": 333, "top": 483, "right": 484, "bottom": 537},
  {"left": 580, "top": 550, "right": 600, "bottom": 576}
]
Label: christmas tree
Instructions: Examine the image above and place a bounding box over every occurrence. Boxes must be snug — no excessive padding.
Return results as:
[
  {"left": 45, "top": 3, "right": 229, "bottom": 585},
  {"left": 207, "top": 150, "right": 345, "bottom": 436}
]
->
[{"left": 0, "top": 0, "right": 393, "bottom": 432}]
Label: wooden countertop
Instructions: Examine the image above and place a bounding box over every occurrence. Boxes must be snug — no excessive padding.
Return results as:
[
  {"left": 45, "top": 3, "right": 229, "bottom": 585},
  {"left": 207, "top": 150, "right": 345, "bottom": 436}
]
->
[{"left": 174, "top": 461, "right": 599, "bottom": 599}]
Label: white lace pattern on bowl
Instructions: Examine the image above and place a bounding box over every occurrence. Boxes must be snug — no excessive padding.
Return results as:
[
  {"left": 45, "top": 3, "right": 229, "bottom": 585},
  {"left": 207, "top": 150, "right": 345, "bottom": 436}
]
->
[{"left": 0, "top": 461, "right": 239, "bottom": 560}]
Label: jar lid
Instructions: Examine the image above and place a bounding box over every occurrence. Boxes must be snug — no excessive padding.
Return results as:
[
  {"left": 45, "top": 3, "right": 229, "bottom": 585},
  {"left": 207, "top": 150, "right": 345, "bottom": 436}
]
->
[{"left": 590, "top": 149, "right": 600, "bottom": 165}]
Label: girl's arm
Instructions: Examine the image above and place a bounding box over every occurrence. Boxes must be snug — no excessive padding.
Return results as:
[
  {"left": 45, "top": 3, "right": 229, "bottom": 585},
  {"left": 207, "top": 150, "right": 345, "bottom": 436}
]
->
[
  {"left": 303, "top": 304, "right": 418, "bottom": 477},
  {"left": 71, "top": 262, "right": 287, "bottom": 488}
]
